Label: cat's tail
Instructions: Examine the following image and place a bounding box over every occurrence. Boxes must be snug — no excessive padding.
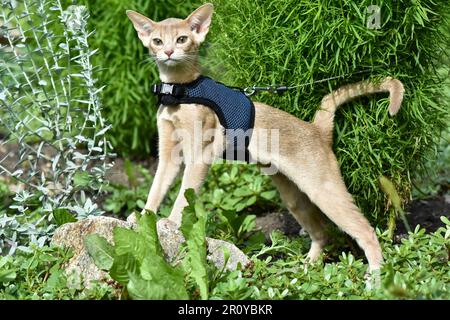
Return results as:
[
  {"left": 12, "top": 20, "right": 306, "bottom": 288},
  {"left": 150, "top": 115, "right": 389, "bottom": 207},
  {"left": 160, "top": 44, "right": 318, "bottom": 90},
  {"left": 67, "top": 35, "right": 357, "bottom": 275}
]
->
[{"left": 313, "top": 77, "right": 404, "bottom": 145}]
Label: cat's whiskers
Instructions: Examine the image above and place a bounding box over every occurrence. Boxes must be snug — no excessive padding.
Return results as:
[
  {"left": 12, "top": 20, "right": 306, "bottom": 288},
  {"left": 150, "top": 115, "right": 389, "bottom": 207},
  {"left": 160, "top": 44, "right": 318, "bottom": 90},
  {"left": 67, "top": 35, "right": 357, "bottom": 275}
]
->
[{"left": 139, "top": 56, "right": 157, "bottom": 66}]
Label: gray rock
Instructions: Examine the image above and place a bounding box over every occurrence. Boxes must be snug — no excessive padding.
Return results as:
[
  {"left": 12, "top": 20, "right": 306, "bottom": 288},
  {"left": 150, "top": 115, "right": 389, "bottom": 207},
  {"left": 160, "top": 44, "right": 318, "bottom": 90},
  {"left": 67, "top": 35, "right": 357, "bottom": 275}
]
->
[
  {"left": 156, "top": 218, "right": 250, "bottom": 270},
  {"left": 51, "top": 215, "right": 249, "bottom": 287},
  {"left": 51, "top": 216, "right": 130, "bottom": 287},
  {"left": 206, "top": 238, "right": 250, "bottom": 270}
]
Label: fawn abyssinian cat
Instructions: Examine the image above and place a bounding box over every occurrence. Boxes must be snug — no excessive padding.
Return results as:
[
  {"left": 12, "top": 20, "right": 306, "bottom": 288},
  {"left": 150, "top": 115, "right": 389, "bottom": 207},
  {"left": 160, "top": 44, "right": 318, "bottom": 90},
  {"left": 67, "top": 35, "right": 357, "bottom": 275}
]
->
[{"left": 126, "top": 3, "right": 404, "bottom": 273}]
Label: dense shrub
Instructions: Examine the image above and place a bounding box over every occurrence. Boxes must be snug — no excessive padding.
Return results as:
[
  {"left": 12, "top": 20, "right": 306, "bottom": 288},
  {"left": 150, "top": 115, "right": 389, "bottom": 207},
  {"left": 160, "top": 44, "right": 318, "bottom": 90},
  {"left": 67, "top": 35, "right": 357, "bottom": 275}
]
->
[
  {"left": 208, "top": 0, "right": 450, "bottom": 225},
  {"left": 0, "top": 1, "right": 113, "bottom": 254}
]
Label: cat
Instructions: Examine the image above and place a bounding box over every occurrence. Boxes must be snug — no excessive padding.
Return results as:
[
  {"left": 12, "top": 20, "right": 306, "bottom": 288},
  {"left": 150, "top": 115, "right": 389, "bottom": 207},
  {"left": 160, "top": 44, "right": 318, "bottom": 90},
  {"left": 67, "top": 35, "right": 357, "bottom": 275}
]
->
[{"left": 126, "top": 3, "right": 404, "bottom": 273}]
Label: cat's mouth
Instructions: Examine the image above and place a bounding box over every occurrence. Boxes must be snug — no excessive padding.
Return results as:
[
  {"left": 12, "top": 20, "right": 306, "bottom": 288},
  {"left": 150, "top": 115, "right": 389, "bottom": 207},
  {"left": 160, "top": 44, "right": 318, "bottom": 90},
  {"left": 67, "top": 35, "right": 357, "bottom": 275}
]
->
[{"left": 162, "top": 58, "right": 181, "bottom": 66}]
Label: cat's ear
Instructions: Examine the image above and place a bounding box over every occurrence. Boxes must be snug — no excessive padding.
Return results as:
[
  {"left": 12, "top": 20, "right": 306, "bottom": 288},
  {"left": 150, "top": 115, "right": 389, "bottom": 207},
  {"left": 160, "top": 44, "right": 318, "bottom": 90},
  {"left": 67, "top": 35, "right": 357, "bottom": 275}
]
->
[
  {"left": 126, "top": 10, "right": 155, "bottom": 43},
  {"left": 186, "top": 3, "right": 214, "bottom": 43}
]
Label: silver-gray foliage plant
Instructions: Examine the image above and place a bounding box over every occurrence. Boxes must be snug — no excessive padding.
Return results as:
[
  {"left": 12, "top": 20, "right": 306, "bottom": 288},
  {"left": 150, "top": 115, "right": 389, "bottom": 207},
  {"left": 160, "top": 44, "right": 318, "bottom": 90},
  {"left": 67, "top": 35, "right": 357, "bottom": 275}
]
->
[{"left": 0, "top": 0, "right": 114, "bottom": 255}]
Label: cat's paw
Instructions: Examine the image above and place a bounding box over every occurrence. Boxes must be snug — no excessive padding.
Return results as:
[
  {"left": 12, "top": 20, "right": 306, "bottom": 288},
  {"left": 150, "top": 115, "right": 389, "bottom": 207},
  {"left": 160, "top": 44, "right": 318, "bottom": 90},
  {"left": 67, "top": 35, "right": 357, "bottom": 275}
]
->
[
  {"left": 364, "top": 269, "right": 381, "bottom": 290},
  {"left": 158, "top": 217, "right": 180, "bottom": 230}
]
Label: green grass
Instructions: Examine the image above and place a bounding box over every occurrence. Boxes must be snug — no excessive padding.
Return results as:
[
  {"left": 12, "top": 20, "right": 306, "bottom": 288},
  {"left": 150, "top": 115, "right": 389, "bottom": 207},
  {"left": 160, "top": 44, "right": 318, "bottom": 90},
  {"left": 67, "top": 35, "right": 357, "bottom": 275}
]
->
[{"left": 208, "top": 0, "right": 450, "bottom": 225}]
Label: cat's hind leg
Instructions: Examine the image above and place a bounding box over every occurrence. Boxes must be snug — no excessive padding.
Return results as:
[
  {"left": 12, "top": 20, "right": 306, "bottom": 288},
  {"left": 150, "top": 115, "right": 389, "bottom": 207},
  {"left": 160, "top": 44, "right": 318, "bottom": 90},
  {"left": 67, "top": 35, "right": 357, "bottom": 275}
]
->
[
  {"left": 269, "top": 172, "right": 329, "bottom": 262},
  {"left": 288, "top": 163, "right": 383, "bottom": 272}
]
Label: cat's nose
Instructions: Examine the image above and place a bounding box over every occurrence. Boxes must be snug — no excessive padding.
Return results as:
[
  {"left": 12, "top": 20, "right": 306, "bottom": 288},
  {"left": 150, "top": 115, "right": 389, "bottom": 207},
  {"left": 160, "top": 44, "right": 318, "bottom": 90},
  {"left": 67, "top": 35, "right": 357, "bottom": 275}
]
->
[{"left": 165, "top": 50, "right": 174, "bottom": 58}]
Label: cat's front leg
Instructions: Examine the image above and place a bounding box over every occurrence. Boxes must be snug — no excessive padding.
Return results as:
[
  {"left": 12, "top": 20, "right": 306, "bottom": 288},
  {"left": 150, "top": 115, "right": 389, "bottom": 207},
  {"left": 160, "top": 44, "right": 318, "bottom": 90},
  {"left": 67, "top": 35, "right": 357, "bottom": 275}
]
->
[
  {"left": 167, "top": 162, "right": 210, "bottom": 226},
  {"left": 167, "top": 106, "right": 221, "bottom": 227},
  {"left": 127, "top": 117, "right": 181, "bottom": 225}
]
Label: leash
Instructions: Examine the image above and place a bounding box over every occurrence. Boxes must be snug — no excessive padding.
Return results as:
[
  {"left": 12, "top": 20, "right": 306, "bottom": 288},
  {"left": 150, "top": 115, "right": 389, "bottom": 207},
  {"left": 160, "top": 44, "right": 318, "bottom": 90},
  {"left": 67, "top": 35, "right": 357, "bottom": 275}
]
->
[{"left": 241, "top": 68, "right": 375, "bottom": 97}]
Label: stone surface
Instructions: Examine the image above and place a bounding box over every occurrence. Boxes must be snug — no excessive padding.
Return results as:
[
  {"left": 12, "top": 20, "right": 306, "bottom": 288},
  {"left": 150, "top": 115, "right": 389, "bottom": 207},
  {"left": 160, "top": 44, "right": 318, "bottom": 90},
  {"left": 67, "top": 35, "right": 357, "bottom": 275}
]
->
[
  {"left": 51, "top": 216, "right": 130, "bottom": 286},
  {"left": 206, "top": 238, "right": 250, "bottom": 270},
  {"left": 156, "top": 218, "right": 250, "bottom": 270},
  {"left": 51, "top": 215, "right": 249, "bottom": 287}
]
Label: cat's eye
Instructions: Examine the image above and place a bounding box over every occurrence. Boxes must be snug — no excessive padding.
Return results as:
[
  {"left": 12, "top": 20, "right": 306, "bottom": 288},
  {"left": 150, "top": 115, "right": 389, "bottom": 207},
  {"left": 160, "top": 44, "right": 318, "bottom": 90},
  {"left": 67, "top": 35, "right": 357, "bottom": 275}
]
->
[
  {"left": 176, "top": 36, "right": 188, "bottom": 44},
  {"left": 152, "top": 38, "right": 163, "bottom": 46}
]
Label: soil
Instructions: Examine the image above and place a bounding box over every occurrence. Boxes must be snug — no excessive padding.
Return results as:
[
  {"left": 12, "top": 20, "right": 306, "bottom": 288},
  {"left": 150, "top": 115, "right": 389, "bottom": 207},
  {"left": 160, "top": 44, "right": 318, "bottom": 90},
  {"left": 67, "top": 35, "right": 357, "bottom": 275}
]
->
[
  {"left": 105, "top": 157, "right": 158, "bottom": 186},
  {"left": 255, "top": 190, "right": 450, "bottom": 240},
  {"left": 397, "top": 191, "right": 450, "bottom": 234}
]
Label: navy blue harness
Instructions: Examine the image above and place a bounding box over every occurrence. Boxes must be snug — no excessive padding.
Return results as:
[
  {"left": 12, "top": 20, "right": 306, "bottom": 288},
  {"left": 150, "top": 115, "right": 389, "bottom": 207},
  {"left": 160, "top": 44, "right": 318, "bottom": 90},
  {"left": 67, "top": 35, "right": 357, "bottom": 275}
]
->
[{"left": 151, "top": 76, "right": 255, "bottom": 162}]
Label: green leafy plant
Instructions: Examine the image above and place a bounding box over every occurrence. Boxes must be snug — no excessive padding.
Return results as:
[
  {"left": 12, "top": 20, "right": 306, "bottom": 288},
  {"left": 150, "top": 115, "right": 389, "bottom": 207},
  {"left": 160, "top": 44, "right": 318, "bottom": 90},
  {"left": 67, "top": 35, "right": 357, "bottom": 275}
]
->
[
  {"left": 87, "top": 189, "right": 214, "bottom": 300},
  {"left": 180, "top": 189, "right": 209, "bottom": 300},
  {"left": 200, "top": 163, "right": 276, "bottom": 248},
  {"left": 0, "top": 1, "right": 113, "bottom": 253},
  {"left": 85, "top": 212, "right": 188, "bottom": 299},
  {"left": 3, "top": 186, "right": 450, "bottom": 300},
  {"left": 0, "top": 245, "right": 115, "bottom": 300},
  {"left": 102, "top": 162, "right": 273, "bottom": 249},
  {"left": 210, "top": 219, "right": 450, "bottom": 300},
  {"left": 102, "top": 162, "right": 153, "bottom": 216},
  {"left": 204, "top": 164, "right": 279, "bottom": 212}
]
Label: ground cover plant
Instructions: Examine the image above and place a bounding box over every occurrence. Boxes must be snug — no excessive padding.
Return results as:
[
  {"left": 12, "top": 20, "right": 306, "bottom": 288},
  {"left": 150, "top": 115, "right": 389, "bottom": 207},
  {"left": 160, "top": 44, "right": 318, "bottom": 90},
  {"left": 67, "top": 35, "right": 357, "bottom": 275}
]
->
[
  {"left": 0, "top": 0, "right": 113, "bottom": 255},
  {"left": 1, "top": 188, "right": 449, "bottom": 299},
  {"left": 0, "top": 0, "right": 449, "bottom": 301}
]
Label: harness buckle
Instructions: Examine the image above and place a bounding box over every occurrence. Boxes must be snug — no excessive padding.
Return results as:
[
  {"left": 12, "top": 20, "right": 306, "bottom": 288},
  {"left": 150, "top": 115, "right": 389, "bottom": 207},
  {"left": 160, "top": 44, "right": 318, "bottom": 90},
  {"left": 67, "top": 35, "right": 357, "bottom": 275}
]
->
[
  {"left": 160, "top": 84, "right": 174, "bottom": 95},
  {"left": 152, "top": 83, "right": 185, "bottom": 97}
]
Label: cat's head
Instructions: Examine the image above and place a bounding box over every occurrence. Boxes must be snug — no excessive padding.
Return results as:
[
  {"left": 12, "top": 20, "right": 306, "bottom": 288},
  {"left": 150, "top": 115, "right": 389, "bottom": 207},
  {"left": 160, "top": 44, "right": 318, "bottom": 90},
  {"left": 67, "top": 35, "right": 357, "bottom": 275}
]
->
[{"left": 126, "top": 3, "right": 213, "bottom": 67}]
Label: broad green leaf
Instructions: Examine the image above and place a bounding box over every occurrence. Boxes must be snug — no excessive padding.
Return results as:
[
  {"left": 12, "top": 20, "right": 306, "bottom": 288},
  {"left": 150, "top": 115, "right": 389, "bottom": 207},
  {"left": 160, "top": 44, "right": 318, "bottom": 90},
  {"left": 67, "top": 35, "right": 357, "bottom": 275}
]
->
[
  {"left": 246, "top": 195, "right": 257, "bottom": 207},
  {"left": 180, "top": 189, "right": 197, "bottom": 236},
  {"left": 113, "top": 227, "right": 149, "bottom": 262},
  {"left": 84, "top": 234, "right": 115, "bottom": 271},
  {"left": 127, "top": 271, "right": 188, "bottom": 300},
  {"left": 44, "top": 270, "right": 64, "bottom": 291},
  {"left": 181, "top": 189, "right": 209, "bottom": 300},
  {"left": 0, "top": 256, "right": 10, "bottom": 269},
  {"left": 53, "top": 208, "right": 77, "bottom": 226},
  {"left": 233, "top": 187, "right": 254, "bottom": 197},
  {"left": 109, "top": 253, "right": 138, "bottom": 285},
  {"left": 0, "top": 269, "right": 16, "bottom": 283},
  {"left": 440, "top": 216, "right": 450, "bottom": 226},
  {"left": 137, "top": 212, "right": 165, "bottom": 257},
  {"left": 136, "top": 199, "right": 145, "bottom": 209},
  {"left": 73, "top": 172, "right": 91, "bottom": 188},
  {"left": 261, "top": 190, "right": 277, "bottom": 200}
]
